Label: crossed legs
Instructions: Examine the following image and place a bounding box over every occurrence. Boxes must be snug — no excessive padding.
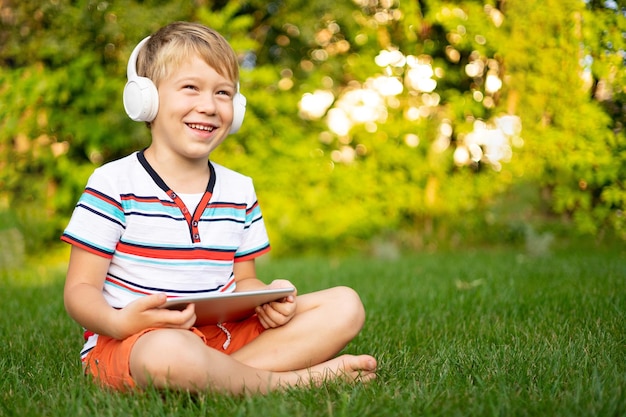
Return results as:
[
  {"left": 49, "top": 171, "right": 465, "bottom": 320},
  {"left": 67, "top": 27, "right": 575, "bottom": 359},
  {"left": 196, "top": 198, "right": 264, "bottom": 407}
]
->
[{"left": 129, "top": 286, "right": 377, "bottom": 394}]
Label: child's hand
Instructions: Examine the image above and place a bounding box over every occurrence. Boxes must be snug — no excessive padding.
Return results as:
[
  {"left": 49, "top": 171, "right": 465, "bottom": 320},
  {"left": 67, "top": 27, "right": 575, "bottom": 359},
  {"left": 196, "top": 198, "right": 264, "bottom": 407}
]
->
[
  {"left": 113, "top": 293, "right": 196, "bottom": 339},
  {"left": 255, "top": 279, "right": 297, "bottom": 329}
]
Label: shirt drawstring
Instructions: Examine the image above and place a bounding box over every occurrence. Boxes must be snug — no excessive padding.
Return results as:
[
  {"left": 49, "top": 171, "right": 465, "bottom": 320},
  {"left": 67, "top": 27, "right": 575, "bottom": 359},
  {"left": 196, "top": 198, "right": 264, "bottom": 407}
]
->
[{"left": 216, "top": 323, "right": 231, "bottom": 350}]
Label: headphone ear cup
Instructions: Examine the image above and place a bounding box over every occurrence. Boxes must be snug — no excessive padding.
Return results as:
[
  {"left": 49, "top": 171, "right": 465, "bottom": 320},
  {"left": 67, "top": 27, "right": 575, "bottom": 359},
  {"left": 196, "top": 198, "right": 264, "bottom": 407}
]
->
[
  {"left": 123, "top": 76, "right": 159, "bottom": 122},
  {"left": 229, "top": 92, "right": 246, "bottom": 134}
]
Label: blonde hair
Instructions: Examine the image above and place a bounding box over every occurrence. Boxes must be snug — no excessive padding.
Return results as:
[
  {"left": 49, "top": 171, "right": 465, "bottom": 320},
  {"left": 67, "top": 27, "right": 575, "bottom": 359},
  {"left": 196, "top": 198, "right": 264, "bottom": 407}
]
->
[{"left": 137, "top": 21, "right": 239, "bottom": 86}]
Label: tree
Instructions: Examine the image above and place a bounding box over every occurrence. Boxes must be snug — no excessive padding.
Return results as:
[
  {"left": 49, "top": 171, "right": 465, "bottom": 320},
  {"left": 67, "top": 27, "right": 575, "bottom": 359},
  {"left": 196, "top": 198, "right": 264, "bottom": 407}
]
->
[{"left": 0, "top": 0, "right": 624, "bottom": 256}]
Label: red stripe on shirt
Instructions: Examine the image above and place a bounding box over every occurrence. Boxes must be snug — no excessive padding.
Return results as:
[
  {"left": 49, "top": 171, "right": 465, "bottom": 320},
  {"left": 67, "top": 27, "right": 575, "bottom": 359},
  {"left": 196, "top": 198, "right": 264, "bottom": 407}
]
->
[
  {"left": 105, "top": 275, "right": 152, "bottom": 295},
  {"left": 60, "top": 235, "right": 114, "bottom": 259},
  {"left": 234, "top": 245, "right": 271, "bottom": 262},
  {"left": 85, "top": 188, "right": 123, "bottom": 210},
  {"left": 116, "top": 241, "right": 235, "bottom": 261}
]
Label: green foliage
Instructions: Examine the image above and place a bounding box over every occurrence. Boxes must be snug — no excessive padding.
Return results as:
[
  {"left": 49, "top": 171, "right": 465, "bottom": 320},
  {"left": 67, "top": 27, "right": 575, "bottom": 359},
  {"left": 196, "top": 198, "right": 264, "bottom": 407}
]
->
[
  {"left": 500, "top": 0, "right": 626, "bottom": 239},
  {"left": 0, "top": 0, "right": 624, "bottom": 256}
]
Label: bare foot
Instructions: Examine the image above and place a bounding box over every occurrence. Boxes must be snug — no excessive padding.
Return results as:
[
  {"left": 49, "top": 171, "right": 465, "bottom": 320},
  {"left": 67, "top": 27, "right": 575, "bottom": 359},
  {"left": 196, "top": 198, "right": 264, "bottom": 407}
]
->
[
  {"left": 313, "top": 354, "right": 377, "bottom": 383},
  {"left": 278, "top": 354, "right": 377, "bottom": 388}
]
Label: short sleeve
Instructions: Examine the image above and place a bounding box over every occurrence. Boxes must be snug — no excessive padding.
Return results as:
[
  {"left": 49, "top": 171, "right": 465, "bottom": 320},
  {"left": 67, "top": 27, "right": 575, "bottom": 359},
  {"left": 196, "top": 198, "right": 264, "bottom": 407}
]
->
[{"left": 61, "top": 166, "right": 126, "bottom": 258}]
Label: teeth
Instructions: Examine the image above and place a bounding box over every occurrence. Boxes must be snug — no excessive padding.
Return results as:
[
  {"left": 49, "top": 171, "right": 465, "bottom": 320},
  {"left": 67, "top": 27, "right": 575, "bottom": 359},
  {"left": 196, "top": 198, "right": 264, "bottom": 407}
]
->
[{"left": 188, "top": 123, "right": 215, "bottom": 132}]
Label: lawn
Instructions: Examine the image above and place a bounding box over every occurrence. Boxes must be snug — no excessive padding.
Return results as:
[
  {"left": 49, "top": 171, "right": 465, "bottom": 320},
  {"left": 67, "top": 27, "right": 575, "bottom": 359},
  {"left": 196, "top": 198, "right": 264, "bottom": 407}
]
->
[{"left": 1, "top": 241, "right": 624, "bottom": 416}]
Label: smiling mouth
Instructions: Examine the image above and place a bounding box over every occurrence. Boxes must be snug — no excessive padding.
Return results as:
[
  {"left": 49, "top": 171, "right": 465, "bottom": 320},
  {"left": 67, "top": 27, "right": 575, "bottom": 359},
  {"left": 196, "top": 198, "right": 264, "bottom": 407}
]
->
[{"left": 187, "top": 123, "right": 216, "bottom": 132}]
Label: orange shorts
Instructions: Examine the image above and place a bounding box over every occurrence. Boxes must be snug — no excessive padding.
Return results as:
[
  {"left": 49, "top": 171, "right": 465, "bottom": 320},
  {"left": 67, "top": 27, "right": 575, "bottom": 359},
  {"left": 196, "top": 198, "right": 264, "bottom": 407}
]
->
[{"left": 83, "top": 315, "right": 265, "bottom": 391}]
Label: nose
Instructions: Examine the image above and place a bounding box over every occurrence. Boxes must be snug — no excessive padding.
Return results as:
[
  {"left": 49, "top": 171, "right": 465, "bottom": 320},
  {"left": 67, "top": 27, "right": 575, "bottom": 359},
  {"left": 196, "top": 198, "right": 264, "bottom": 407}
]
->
[{"left": 196, "top": 92, "right": 217, "bottom": 115}]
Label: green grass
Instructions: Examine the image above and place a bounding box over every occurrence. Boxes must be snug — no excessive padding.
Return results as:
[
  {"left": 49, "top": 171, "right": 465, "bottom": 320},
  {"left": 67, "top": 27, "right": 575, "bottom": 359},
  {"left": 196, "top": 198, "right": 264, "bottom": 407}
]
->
[{"left": 1, "top": 242, "right": 625, "bottom": 416}]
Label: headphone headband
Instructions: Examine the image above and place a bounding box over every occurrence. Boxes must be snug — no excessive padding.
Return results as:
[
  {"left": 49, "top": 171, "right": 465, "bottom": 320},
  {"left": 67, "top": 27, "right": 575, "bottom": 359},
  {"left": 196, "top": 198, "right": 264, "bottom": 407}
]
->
[{"left": 126, "top": 36, "right": 150, "bottom": 80}]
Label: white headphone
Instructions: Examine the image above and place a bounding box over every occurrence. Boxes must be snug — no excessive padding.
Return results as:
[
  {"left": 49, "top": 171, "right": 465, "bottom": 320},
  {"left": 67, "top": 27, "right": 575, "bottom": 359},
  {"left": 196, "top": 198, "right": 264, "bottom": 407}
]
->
[{"left": 123, "top": 36, "right": 246, "bottom": 134}]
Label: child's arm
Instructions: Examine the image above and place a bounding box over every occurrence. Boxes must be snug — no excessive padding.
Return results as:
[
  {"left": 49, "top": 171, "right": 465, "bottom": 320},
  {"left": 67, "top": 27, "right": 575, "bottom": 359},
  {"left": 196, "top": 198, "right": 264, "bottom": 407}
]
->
[
  {"left": 233, "top": 259, "right": 297, "bottom": 329},
  {"left": 63, "top": 246, "right": 196, "bottom": 340}
]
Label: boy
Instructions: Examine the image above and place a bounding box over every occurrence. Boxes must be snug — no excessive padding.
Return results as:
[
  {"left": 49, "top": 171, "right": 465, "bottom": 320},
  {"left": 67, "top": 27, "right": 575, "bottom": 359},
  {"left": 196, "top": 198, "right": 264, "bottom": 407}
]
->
[{"left": 61, "top": 21, "right": 376, "bottom": 394}]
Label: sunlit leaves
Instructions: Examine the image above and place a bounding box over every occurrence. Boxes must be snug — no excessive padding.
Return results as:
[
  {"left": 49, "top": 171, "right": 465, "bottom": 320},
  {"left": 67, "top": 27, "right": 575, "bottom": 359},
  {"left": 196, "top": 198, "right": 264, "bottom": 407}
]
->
[{"left": 0, "top": 0, "right": 624, "bottom": 255}]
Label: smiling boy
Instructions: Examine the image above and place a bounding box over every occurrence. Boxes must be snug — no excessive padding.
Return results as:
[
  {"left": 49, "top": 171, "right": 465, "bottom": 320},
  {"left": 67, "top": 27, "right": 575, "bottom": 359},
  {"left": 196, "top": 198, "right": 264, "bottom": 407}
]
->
[{"left": 61, "top": 21, "right": 376, "bottom": 394}]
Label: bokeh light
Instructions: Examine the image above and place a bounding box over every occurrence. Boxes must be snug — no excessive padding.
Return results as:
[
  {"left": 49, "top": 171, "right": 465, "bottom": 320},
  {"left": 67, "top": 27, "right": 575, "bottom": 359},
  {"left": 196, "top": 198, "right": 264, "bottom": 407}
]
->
[{"left": 299, "top": 19, "right": 521, "bottom": 168}]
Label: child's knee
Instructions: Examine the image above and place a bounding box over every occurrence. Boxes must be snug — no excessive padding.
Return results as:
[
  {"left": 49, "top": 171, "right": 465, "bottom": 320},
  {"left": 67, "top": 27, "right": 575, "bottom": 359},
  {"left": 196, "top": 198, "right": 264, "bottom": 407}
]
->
[
  {"left": 130, "top": 329, "right": 206, "bottom": 385},
  {"left": 331, "top": 286, "right": 366, "bottom": 329}
]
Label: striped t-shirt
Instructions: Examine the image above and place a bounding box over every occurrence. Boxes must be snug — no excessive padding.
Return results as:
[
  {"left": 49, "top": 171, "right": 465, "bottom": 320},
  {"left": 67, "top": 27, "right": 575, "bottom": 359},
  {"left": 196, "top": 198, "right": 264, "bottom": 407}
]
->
[{"left": 61, "top": 150, "right": 270, "bottom": 358}]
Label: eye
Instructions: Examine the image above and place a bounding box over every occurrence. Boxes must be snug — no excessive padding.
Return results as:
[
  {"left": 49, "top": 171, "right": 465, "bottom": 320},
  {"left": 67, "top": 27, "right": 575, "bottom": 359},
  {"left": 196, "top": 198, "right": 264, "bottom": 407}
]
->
[
  {"left": 217, "top": 89, "right": 233, "bottom": 97},
  {"left": 183, "top": 84, "right": 199, "bottom": 91}
]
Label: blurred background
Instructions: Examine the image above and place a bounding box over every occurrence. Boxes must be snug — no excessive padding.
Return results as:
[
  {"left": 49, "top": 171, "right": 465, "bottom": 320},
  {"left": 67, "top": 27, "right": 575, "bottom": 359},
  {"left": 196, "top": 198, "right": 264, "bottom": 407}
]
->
[{"left": 0, "top": 0, "right": 624, "bottom": 263}]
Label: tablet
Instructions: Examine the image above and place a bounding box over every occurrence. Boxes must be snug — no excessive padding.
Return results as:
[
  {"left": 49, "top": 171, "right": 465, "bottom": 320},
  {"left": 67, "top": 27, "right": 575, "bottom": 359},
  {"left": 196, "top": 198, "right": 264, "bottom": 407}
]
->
[{"left": 163, "top": 287, "right": 295, "bottom": 325}]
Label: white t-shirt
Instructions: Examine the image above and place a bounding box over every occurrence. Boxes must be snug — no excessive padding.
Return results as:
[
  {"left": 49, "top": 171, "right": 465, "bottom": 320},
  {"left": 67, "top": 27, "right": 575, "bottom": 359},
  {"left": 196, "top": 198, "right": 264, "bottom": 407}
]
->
[{"left": 62, "top": 150, "right": 270, "bottom": 359}]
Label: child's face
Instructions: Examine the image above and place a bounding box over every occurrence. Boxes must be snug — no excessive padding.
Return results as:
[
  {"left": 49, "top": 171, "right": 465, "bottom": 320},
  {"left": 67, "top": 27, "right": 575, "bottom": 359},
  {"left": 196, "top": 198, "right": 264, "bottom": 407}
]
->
[{"left": 150, "top": 54, "right": 236, "bottom": 161}]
